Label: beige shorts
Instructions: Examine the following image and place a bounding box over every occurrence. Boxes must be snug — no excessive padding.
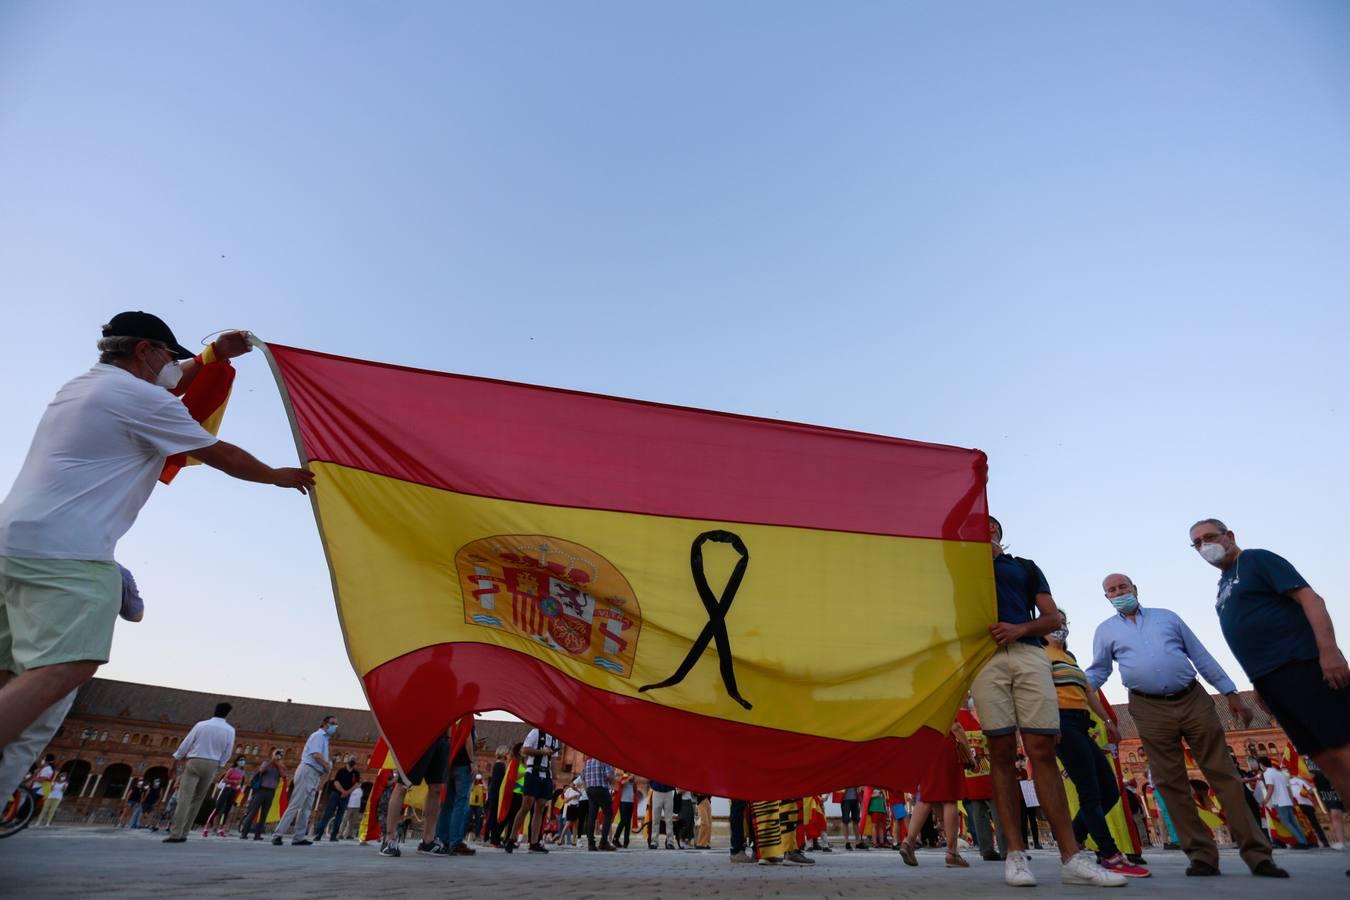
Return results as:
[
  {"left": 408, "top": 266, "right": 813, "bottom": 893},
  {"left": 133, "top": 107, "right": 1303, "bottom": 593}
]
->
[
  {"left": 970, "top": 640, "right": 1060, "bottom": 737},
  {"left": 0, "top": 557, "right": 120, "bottom": 675}
]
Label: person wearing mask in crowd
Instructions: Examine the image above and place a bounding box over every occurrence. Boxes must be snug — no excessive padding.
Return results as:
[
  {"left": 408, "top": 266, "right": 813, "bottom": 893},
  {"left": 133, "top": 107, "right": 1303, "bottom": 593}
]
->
[
  {"left": 315, "top": 755, "right": 361, "bottom": 842},
  {"left": 0, "top": 319, "right": 313, "bottom": 806},
  {"left": 241, "top": 749, "right": 286, "bottom": 840},
  {"left": 1045, "top": 616, "right": 1150, "bottom": 877},
  {"left": 1088, "top": 569, "right": 1281, "bottom": 878},
  {"left": 165, "top": 702, "right": 236, "bottom": 843},
  {"left": 338, "top": 781, "right": 365, "bottom": 840},
  {"left": 1190, "top": 518, "right": 1350, "bottom": 878},
  {"left": 272, "top": 714, "right": 337, "bottom": 846},
  {"left": 973, "top": 518, "right": 1125, "bottom": 888},
  {"left": 1259, "top": 757, "right": 1310, "bottom": 849},
  {"left": 432, "top": 718, "right": 478, "bottom": 855},
  {"left": 118, "top": 778, "right": 144, "bottom": 829},
  {"left": 203, "top": 757, "right": 246, "bottom": 836},
  {"left": 135, "top": 777, "right": 162, "bottom": 830}
]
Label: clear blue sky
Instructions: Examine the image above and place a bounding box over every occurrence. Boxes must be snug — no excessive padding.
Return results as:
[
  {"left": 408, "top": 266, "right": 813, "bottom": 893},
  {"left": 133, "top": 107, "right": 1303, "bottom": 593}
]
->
[{"left": 2, "top": 2, "right": 1348, "bottom": 714}]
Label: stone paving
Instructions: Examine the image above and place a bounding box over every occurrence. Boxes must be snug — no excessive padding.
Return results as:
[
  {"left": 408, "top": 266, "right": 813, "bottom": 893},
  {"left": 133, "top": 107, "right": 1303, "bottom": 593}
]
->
[{"left": 1, "top": 826, "right": 1346, "bottom": 898}]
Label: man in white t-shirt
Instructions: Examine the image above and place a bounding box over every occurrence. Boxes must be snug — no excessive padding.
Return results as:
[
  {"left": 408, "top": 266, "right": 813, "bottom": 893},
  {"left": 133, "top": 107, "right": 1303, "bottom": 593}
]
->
[
  {"left": 339, "top": 783, "right": 365, "bottom": 839},
  {"left": 0, "top": 312, "right": 314, "bottom": 801},
  {"left": 1259, "top": 758, "right": 1310, "bottom": 848},
  {"left": 505, "top": 726, "right": 559, "bottom": 853}
]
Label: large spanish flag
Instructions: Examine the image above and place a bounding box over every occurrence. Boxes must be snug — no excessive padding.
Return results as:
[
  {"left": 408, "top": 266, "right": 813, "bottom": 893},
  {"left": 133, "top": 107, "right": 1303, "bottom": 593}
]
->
[{"left": 260, "top": 342, "right": 994, "bottom": 797}]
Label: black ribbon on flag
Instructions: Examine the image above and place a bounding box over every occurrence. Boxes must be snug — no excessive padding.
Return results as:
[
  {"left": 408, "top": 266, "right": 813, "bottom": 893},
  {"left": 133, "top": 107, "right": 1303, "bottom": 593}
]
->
[{"left": 638, "top": 529, "right": 752, "bottom": 710}]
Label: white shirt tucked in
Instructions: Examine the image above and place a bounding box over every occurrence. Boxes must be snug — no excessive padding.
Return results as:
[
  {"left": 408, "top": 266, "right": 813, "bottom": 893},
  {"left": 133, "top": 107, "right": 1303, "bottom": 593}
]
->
[
  {"left": 0, "top": 364, "right": 215, "bottom": 560},
  {"left": 347, "top": 786, "right": 364, "bottom": 809},
  {"left": 173, "top": 716, "right": 236, "bottom": 767}
]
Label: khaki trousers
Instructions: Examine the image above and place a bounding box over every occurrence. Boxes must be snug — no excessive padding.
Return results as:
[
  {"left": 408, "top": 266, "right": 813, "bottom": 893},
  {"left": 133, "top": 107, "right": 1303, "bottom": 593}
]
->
[
  {"left": 695, "top": 798, "right": 712, "bottom": 847},
  {"left": 1128, "top": 685, "right": 1272, "bottom": 870},
  {"left": 169, "top": 758, "right": 220, "bottom": 839}
]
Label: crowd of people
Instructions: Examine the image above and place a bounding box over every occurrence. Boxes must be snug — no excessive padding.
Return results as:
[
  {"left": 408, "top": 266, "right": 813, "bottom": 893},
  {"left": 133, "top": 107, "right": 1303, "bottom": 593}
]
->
[{"left": 2, "top": 313, "right": 1348, "bottom": 890}]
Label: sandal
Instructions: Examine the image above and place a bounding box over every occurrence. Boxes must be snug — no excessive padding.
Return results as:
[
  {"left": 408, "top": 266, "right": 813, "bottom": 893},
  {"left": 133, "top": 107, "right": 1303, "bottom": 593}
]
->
[
  {"left": 945, "top": 851, "right": 969, "bottom": 868},
  {"left": 898, "top": 842, "right": 918, "bottom": 866}
]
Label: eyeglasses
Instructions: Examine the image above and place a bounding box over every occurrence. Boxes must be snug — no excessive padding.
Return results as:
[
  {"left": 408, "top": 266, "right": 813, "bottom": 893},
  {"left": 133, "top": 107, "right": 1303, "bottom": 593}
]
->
[{"left": 1189, "top": 531, "right": 1226, "bottom": 549}]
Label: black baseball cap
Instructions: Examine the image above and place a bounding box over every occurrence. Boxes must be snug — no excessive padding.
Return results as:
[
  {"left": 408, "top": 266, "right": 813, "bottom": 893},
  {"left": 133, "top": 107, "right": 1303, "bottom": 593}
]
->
[{"left": 102, "top": 311, "right": 193, "bottom": 359}]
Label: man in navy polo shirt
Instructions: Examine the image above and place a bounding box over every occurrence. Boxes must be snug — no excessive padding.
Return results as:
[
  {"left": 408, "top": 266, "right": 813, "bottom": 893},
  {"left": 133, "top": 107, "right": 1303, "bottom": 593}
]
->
[
  {"left": 1189, "top": 517, "right": 1350, "bottom": 875},
  {"left": 969, "top": 518, "right": 1124, "bottom": 888}
]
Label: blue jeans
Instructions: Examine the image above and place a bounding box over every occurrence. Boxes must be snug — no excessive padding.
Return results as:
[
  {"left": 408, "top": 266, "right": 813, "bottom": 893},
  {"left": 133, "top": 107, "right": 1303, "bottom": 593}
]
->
[
  {"left": 434, "top": 765, "right": 472, "bottom": 847},
  {"left": 1274, "top": 805, "right": 1307, "bottom": 845},
  {"left": 314, "top": 790, "right": 346, "bottom": 840},
  {"left": 728, "top": 799, "right": 747, "bottom": 855}
]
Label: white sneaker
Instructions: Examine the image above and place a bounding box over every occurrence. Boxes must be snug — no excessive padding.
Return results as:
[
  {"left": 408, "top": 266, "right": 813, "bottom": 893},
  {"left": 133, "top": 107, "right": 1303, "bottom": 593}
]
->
[
  {"left": 1061, "top": 850, "right": 1128, "bottom": 887},
  {"left": 1331, "top": 842, "right": 1344, "bottom": 851},
  {"left": 1005, "top": 850, "right": 1037, "bottom": 887}
]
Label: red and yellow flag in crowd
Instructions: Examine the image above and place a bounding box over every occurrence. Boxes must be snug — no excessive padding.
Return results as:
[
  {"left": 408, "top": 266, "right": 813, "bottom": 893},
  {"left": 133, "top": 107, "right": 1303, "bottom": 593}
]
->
[
  {"left": 261, "top": 344, "right": 995, "bottom": 797},
  {"left": 160, "top": 343, "right": 236, "bottom": 484}
]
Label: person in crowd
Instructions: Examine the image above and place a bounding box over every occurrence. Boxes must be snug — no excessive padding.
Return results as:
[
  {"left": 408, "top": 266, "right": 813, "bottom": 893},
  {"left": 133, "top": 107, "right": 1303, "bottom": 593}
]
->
[
  {"left": 0, "top": 318, "right": 312, "bottom": 805},
  {"left": 1017, "top": 766, "right": 1041, "bottom": 851},
  {"left": 381, "top": 728, "right": 448, "bottom": 855},
  {"left": 864, "top": 787, "right": 887, "bottom": 847},
  {"left": 271, "top": 714, "right": 336, "bottom": 846},
  {"left": 482, "top": 746, "right": 508, "bottom": 845},
  {"left": 957, "top": 700, "right": 1005, "bottom": 861},
  {"left": 1288, "top": 766, "right": 1330, "bottom": 848},
  {"left": 557, "top": 783, "right": 580, "bottom": 845},
  {"left": 838, "top": 786, "right": 863, "bottom": 850},
  {"left": 648, "top": 778, "right": 676, "bottom": 849},
  {"left": 240, "top": 748, "right": 286, "bottom": 840},
  {"left": 1307, "top": 757, "right": 1345, "bottom": 849},
  {"left": 1259, "top": 757, "right": 1310, "bottom": 849},
  {"left": 694, "top": 792, "right": 713, "bottom": 850},
  {"left": 36, "top": 772, "right": 68, "bottom": 827},
  {"left": 889, "top": 793, "right": 909, "bottom": 849},
  {"left": 581, "top": 754, "right": 616, "bottom": 851},
  {"left": 1190, "top": 518, "right": 1350, "bottom": 877},
  {"left": 611, "top": 770, "right": 636, "bottom": 848},
  {"left": 136, "top": 777, "right": 162, "bottom": 830},
  {"left": 165, "top": 702, "right": 236, "bottom": 843},
  {"left": 728, "top": 798, "right": 752, "bottom": 863},
  {"left": 468, "top": 772, "right": 486, "bottom": 840},
  {"left": 506, "top": 724, "right": 560, "bottom": 853},
  {"left": 432, "top": 719, "right": 478, "bottom": 855},
  {"left": 972, "top": 518, "right": 1125, "bottom": 887},
  {"left": 676, "top": 788, "right": 697, "bottom": 849},
  {"left": 753, "top": 798, "right": 814, "bottom": 866},
  {"left": 487, "top": 744, "right": 525, "bottom": 849},
  {"left": 1045, "top": 616, "right": 1149, "bottom": 877},
  {"left": 898, "top": 720, "right": 974, "bottom": 869},
  {"left": 1123, "top": 783, "right": 1150, "bottom": 850},
  {"left": 315, "top": 755, "right": 360, "bottom": 842},
  {"left": 203, "top": 757, "right": 246, "bottom": 836},
  {"left": 118, "top": 777, "right": 144, "bottom": 828},
  {"left": 1087, "top": 568, "right": 1282, "bottom": 878},
  {"left": 338, "top": 781, "right": 364, "bottom": 840}
]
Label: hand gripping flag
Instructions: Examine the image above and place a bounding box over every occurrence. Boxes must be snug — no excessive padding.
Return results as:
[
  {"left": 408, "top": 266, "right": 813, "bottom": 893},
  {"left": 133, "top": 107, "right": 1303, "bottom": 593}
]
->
[{"left": 259, "top": 343, "right": 994, "bottom": 796}]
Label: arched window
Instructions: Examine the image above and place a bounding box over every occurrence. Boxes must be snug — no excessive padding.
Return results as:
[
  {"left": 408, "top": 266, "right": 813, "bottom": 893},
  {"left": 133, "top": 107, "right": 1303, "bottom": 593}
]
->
[
  {"left": 59, "top": 759, "right": 92, "bottom": 795},
  {"left": 101, "top": 763, "right": 133, "bottom": 798}
]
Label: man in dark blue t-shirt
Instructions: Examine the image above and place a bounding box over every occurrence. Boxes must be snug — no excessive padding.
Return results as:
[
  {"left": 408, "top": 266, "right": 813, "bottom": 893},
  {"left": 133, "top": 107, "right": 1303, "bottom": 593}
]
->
[{"left": 1190, "top": 517, "right": 1350, "bottom": 830}]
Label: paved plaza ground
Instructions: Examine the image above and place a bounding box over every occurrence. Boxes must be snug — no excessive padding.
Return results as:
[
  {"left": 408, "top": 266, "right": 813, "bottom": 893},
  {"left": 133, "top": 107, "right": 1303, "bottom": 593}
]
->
[{"left": 1, "top": 826, "right": 1346, "bottom": 898}]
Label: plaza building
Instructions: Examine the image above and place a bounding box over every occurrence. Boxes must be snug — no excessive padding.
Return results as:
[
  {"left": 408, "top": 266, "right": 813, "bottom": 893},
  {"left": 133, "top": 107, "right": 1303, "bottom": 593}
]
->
[{"left": 32, "top": 678, "right": 555, "bottom": 825}]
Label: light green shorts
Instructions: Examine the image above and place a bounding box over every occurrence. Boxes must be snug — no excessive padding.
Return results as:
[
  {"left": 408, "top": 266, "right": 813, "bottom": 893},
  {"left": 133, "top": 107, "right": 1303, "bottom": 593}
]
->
[{"left": 0, "top": 557, "right": 120, "bottom": 675}]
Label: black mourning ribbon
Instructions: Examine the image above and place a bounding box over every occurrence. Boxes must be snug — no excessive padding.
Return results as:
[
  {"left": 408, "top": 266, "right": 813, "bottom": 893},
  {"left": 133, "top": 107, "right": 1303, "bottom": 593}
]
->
[{"left": 638, "top": 529, "right": 752, "bottom": 710}]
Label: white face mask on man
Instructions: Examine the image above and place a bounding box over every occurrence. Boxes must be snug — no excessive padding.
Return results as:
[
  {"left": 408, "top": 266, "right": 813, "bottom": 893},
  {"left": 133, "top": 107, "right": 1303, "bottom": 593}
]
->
[
  {"left": 155, "top": 359, "right": 182, "bottom": 390},
  {"left": 1198, "top": 542, "right": 1227, "bottom": 564}
]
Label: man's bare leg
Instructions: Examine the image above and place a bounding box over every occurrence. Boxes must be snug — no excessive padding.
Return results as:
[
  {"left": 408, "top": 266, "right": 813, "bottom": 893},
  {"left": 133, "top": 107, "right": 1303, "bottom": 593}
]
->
[
  {"left": 987, "top": 734, "right": 1026, "bottom": 853},
  {"left": 0, "top": 661, "right": 97, "bottom": 749},
  {"left": 1023, "top": 733, "right": 1083, "bottom": 863}
]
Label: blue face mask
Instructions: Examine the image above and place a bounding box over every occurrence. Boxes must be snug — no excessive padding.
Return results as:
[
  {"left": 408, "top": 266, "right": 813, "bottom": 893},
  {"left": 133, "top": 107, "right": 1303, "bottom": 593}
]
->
[
  {"left": 326, "top": 724, "right": 338, "bottom": 735},
  {"left": 1110, "top": 593, "right": 1139, "bottom": 613}
]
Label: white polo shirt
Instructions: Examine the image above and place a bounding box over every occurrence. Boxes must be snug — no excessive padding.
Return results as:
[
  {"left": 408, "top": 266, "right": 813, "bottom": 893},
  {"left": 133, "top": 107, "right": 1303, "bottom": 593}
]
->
[
  {"left": 173, "top": 716, "right": 237, "bottom": 767},
  {"left": 0, "top": 364, "right": 216, "bottom": 561}
]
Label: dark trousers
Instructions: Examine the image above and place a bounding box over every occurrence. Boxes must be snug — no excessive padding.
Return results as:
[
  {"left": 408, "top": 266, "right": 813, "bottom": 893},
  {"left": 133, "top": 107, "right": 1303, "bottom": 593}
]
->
[
  {"left": 729, "top": 799, "right": 748, "bottom": 855},
  {"left": 1021, "top": 802, "right": 1041, "bottom": 848},
  {"left": 1298, "top": 804, "right": 1330, "bottom": 847},
  {"left": 314, "top": 790, "right": 345, "bottom": 840},
  {"left": 1055, "top": 709, "right": 1120, "bottom": 856},
  {"left": 585, "top": 787, "right": 613, "bottom": 845},
  {"left": 491, "top": 794, "right": 521, "bottom": 844},
  {"left": 483, "top": 786, "right": 501, "bottom": 840},
  {"left": 612, "top": 801, "right": 633, "bottom": 846},
  {"left": 240, "top": 788, "right": 276, "bottom": 838}
]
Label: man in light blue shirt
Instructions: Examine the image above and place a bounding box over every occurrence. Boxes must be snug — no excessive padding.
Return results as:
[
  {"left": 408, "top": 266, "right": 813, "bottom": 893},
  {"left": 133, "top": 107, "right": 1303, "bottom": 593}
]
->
[
  {"left": 271, "top": 714, "right": 337, "bottom": 846},
  {"left": 1088, "top": 573, "right": 1280, "bottom": 879}
]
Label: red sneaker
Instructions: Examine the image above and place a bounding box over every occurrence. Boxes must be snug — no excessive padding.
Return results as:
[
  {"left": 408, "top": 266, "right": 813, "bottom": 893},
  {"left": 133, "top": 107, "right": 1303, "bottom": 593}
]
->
[{"left": 1102, "top": 854, "right": 1151, "bottom": 877}]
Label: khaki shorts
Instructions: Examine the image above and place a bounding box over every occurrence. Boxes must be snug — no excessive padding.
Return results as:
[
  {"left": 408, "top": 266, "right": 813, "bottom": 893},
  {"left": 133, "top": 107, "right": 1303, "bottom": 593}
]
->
[
  {"left": 0, "top": 557, "right": 120, "bottom": 675},
  {"left": 970, "top": 641, "right": 1060, "bottom": 737}
]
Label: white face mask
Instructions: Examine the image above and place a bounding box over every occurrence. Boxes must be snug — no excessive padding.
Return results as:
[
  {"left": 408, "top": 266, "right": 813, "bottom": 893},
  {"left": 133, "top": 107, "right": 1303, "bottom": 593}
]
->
[
  {"left": 155, "top": 359, "right": 182, "bottom": 390},
  {"left": 1199, "top": 542, "right": 1227, "bottom": 564}
]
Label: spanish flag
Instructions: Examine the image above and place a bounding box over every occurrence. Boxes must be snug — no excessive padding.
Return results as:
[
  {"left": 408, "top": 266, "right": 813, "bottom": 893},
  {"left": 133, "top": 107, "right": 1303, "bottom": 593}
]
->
[
  {"left": 160, "top": 343, "right": 235, "bottom": 484},
  {"left": 260, "top": 343, "right": 994, "bottom": 796}
]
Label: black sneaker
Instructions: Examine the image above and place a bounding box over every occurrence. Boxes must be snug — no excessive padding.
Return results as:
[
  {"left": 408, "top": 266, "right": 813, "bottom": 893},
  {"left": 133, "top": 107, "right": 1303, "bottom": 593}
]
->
[
  {"left": 431, "top": 842, "right": 450, "bottom": 856},
  {"left": 162, "top": 837, "right": 186, "bottom": 844},
  {"left": 252, "top": 835, "right": 262, "bottom": 841},
  {"left": 845, "top": 842, "right": 853, "bottom": 850},
  {"left": 1252, "top": 860, "right": 1289, "bottom": 878},
  {"left": 271, "top": 836, "right": 283, "bottom": 846},
  {"left": 417, "top": 840, "right": 439, "bottom": 854},
  {"left": 379, "top": 841, "right": 402, "bottom": 858},
  {"left": 528, "top": 842, "right": 549, "bottom": 853},
  {"left": 292, "top": 839, "right": 313, "bottom": 846},
  {"left": 504, "top": 839, "right": 516, "bottom": 854}
]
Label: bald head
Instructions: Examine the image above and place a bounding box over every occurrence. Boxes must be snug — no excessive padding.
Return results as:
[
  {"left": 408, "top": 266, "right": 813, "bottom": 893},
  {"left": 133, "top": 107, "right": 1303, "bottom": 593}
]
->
[{"left": 1102, "top": 573, "right": 1137, "bottom": 599}]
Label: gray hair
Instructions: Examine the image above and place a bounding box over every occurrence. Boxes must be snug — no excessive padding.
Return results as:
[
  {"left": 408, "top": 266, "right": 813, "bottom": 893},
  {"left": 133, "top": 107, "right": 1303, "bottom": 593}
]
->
[
  {"left": 97, "top": 334, "right": 144, "bottom": 363},
  {"left": 1190, "top": 518, "right": 1228, "bottom": 534}
]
